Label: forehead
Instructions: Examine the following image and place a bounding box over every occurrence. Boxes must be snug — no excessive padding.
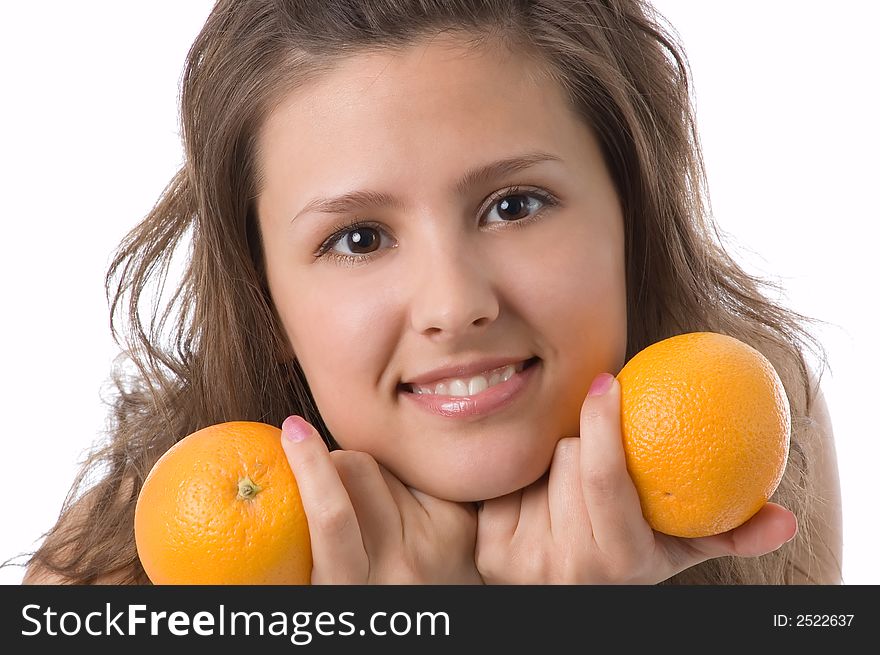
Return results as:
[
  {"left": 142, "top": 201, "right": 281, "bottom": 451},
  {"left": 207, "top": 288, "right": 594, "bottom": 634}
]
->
[{"left": 257, "top": 34, "right": 586, "bottom": 201}]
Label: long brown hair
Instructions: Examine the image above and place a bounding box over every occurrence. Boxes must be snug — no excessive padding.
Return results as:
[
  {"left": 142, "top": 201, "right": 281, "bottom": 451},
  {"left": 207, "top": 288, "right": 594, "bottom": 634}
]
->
[{"left": 23, "top": 0, "right": 830, "bottom": 584}]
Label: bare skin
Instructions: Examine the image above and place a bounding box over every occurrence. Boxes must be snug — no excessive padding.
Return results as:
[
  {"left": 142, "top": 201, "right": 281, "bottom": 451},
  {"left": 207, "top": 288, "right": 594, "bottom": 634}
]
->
[
  {"left": 20, "top": 36, "right": 841, "bottom": 587},
  {"left": 254, "top": 34, "right": 832, "bottom": 584}
]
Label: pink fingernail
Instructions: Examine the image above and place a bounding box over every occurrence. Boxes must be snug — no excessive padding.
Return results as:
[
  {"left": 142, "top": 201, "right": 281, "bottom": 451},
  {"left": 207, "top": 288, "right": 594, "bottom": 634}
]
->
[
  {"left": 588, "top": 373, "right": 615, "bottom": 397},
  {"left": 282, "top": 415, "right": 310, "bottom": 443}
]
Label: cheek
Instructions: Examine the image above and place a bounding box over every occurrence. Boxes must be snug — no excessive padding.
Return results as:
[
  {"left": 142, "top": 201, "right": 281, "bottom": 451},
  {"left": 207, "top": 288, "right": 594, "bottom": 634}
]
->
[
  {"left": 275, "top": 264, "right": 387, "bottom": 360},
  {"left": 274, "top": 274, "right": 399, "bottom": 440},
  {"left": 523, "top": 222, "right": 627, "bottom": 430},
  {"left": 524, "top": 221, "right": 626, "bottom": 350},
  {"left": 556, "top": 255, "right": 626, "bottom": 354}
]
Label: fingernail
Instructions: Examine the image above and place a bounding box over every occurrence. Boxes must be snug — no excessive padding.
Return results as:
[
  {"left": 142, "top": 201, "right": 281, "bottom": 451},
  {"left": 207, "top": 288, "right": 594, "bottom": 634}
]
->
[
  {"left": 282, "top": 415, "right": 311, "bottom": 443},
  {"left": 787, "top": 514, "right": 799, "bottom": 543},
  {"left": 588, "top": 372, "right": 615, "bottom": 397}
]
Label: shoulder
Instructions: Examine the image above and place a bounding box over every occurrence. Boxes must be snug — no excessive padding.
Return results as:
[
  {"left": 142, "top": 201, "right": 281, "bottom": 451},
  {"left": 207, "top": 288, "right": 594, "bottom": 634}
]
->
[{"left": 791, "top": 367, "right": 843, "bottom": 584}]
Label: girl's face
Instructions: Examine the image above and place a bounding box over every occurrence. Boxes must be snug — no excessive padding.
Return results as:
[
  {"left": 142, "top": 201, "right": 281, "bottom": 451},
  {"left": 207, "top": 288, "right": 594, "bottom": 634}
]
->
[{"left": 256, "top": 35, "right": 627, "bottom": 501}]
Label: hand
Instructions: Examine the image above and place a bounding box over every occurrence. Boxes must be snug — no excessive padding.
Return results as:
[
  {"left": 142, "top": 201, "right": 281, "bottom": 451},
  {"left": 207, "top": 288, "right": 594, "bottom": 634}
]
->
[
  {"left": 280, "top": 415, "right": 483, "bottom": 584},
  {"left": 475, "top": 374, "right": 798, "bottom": 584}
]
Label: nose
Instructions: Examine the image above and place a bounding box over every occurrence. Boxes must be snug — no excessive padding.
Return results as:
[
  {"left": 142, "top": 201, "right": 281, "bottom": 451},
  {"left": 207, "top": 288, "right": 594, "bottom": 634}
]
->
[{"left": 408, "top": 238, "right": 500, "bottom": 339}]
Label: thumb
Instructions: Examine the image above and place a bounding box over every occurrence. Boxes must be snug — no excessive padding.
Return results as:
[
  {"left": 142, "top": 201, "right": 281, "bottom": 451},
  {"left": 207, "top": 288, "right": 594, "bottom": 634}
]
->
[{"left": 677, "top": 502, "right": 799, "bottom": 565}]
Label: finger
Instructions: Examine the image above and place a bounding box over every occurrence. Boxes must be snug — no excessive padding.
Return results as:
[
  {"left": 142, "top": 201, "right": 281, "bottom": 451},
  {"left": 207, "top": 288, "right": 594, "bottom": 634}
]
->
[
  {"left": 377, "top": 465, "right": 429, "bottom": 518},
  {"left": 518, "top": 472, "right": 551, "bottom": 539},
  {"left": 407, "top": 483, "right": 479, "bottom": 525},
  {"left": 281, "top": 415, "right": 367, "bottom": 583},
  {"left": 474, "top": 489, "right": 523, "bottom": 579},
  {"left": 330, "top": 450, "right": 403, "bottom": 559},
  {"left": 476, "top": 489, "right": 523, "bottom": 549},
  {"left": 682, "top": 503, "right": 799, "bottom": 562},
  {"left": 547, "top": 437, "right": 591, "bottom": 539},
  {"left": 393, "top": 478, "right": 473, "bottom": 528},
  {"left": 400, "top": 480, "right": 479, "bottom": 549},
  {"left": 579, "top": 374, "right": 653, "bottom": 553}
]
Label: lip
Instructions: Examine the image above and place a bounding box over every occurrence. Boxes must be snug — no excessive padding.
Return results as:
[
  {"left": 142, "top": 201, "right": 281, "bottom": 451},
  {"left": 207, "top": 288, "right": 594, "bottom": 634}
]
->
[
  {"left": 401, "top": 355, "right": 535, "bottom": 387},
  {"left": 399, "top": 357, "right": 541, "bottom": 419}
]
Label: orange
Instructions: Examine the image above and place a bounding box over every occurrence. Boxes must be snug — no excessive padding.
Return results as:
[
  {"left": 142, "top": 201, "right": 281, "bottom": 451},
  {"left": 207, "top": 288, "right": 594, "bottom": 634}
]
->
[
  {"left": 617, "top": 332, "right": 790, "bottom": 538},
  {"left": 134, "top": 421, "right": 312, "bottom": 584}
]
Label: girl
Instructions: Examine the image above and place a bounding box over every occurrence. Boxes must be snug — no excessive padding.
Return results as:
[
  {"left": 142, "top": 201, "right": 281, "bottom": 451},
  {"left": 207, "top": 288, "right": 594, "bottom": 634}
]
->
[{"left": 24, "top": 0, "right": 841, "bottom": 584}]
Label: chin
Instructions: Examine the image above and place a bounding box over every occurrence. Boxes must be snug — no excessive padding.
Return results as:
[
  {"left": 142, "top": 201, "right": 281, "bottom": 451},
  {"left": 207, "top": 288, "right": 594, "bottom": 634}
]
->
[
  {"left": 385, "top": 425, "right": 562, "bottom": 503},
  {"left": 413, "top": 463, "right": 548, "bottom": 503}
]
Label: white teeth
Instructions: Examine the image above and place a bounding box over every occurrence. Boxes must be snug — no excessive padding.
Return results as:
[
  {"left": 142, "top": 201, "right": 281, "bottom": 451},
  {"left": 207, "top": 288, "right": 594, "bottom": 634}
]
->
[
  {"left": 468, "top": 376, "right": 489, "bottom": 395},
  {"left": 409, "top": 362, "right": 525, "bottom": 396}
]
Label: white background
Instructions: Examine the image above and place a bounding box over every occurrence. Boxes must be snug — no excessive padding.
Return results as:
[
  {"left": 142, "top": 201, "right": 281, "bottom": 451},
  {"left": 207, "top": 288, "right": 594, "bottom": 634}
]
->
[{"left": 1, "top": 1, "right": 877, "bottom": 584}]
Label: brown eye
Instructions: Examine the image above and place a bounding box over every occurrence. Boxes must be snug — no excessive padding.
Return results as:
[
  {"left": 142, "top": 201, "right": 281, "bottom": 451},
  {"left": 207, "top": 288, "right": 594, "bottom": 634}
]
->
[
  {"left": 320, "top": 220, "right": 394, "bottom": 261},
  {"left": 484, "top": 191, "right": 549, "bottom": 224},
  {"left": 497, "top": 195, "right": 530, "bottom": 220},
  {"left": 339, "top": 226, "right": 381, "bottom": 254}
]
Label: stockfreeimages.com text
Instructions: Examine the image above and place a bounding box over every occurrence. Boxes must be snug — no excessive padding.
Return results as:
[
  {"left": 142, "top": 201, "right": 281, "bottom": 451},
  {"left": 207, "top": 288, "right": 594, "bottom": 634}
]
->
[{"left": 22, "top": 603, "right": 450, "bottom": 644}]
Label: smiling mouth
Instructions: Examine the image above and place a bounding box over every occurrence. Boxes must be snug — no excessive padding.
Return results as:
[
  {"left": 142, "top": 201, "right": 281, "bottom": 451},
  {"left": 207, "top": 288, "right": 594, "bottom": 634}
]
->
[{"left": 398, "top": 356, "right": 541, "bottom": 396}]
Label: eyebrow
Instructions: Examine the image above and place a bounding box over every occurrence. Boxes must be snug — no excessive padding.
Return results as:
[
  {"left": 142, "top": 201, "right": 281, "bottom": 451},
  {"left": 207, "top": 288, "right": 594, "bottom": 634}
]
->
[{"left": 290, "top": 150, "right": 562, "bottom": 223}]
